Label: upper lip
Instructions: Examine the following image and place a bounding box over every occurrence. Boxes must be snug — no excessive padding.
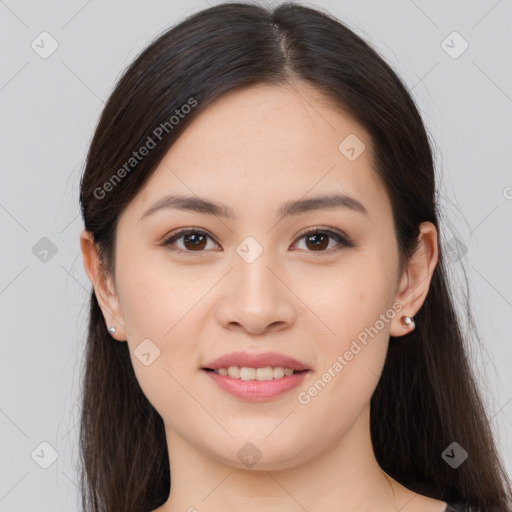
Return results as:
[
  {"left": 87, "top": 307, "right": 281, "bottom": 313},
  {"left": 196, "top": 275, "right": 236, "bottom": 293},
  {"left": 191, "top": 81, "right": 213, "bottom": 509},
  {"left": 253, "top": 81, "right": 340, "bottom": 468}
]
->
[{"left": 202, "top": 351, "right": 311, "bottom": 371}]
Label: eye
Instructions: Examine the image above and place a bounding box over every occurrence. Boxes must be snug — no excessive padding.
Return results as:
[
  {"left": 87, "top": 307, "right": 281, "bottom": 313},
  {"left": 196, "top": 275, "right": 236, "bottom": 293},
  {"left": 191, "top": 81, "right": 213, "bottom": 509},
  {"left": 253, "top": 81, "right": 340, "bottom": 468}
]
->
[
  {"left": 161, "top": 226, "right": 354, "bottom": 256},
  {"left": 291, "top": 227, "right": 353, "bottom": 254},
  {"left": 162, "top": 228, "right": 219, "bottom": 255}
]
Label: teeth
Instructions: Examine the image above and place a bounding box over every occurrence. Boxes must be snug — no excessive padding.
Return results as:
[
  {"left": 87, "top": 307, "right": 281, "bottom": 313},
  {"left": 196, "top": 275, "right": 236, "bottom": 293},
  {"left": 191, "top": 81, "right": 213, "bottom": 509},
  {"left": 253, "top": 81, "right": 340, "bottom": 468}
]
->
[{"left": 215, "top": 366, "right": 298, "bottom": 380}]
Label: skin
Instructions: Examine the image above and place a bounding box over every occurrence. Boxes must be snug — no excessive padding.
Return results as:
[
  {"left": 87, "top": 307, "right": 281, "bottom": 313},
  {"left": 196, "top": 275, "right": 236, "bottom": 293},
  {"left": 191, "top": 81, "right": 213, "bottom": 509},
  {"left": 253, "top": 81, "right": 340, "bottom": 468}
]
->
[{"left": 80, "top": 81, "right": 443, "bottom": 512}]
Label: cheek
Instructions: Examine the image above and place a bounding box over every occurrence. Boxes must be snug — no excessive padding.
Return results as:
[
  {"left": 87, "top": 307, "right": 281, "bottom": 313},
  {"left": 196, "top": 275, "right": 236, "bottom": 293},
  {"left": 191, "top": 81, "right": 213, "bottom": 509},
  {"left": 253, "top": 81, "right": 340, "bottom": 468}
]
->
[
  {"left": 297, "top": 260, "right": 393, "bottom": 401},
  {"left": 115, "top": 247, "right": 194, "bottom": 342},
  {"left": 114, "top": 247, "right": 205, "bottom": 390},
  {"left": 115, "top": 268, "right": 197, "bottom": 418},
  {"left": 295, "top": 258, "right": 394, "bottom": 339}
]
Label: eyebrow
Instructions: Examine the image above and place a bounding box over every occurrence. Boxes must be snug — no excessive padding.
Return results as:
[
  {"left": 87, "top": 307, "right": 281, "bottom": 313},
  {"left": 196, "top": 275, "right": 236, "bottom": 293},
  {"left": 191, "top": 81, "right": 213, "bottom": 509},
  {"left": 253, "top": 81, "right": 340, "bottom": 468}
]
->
[{"left": 140, "top": 193, "right": 369, "bottom": 222}]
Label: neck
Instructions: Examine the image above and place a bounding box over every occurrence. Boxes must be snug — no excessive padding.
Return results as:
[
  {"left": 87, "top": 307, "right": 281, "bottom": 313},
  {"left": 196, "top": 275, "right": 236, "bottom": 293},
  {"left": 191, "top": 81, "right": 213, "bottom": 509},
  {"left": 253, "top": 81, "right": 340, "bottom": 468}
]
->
[{"left": 156, "top": 405, "right": 404, "bottom": 512}]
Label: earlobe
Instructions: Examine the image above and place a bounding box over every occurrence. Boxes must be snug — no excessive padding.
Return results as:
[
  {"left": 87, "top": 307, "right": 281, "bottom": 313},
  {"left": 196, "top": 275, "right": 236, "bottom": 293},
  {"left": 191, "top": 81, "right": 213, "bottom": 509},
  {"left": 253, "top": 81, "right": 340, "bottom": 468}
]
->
[
  {"left": 390, "top": 270, "right": 417, "bottom": 337},
  {"left": 79, "top": 229, "right": 127, "bottom": 341},
  {"left": 390, "top": 222, "right": 439, "bottom": 338}
]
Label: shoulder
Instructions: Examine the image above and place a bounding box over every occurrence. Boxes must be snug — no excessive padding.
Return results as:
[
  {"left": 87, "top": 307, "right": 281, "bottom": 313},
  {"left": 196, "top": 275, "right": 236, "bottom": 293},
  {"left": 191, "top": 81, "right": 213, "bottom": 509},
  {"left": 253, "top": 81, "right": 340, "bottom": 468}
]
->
[
  {"left": 444, "top": 502, "right": 493, "bottom": 512},
  {"left": 444, "top": 503, "right": 471, "bottom": 511}
]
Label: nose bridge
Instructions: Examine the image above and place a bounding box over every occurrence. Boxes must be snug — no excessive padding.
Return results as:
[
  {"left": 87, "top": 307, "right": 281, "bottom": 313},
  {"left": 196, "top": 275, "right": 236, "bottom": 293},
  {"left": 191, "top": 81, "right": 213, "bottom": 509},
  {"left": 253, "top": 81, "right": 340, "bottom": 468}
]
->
[
  {"left": 233, "top": 236, "right": 281, "bottom": 305},
  {"left": 215, "top": 234, "right": 296, "bottom": 333}
]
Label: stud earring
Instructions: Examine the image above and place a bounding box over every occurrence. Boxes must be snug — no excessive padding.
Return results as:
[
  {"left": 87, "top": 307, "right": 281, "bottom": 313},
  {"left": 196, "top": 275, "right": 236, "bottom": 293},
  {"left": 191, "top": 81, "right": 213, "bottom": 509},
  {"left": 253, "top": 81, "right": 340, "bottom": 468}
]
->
[
  {"left": 401, "top": 315, "right": 415, "bottom": 330},
  {"left": 108, "top": 325, "right": 116, "bottom": 334}
]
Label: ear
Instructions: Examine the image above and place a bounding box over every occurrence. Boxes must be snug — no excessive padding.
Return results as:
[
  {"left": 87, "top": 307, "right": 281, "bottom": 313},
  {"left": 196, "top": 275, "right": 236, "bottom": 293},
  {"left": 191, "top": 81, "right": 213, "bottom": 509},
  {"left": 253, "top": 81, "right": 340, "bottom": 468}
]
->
[
  {"left": 79, "top": 229, "right": 128, "bottom": 341},
  {"left": 390, "top": 221, "right": 439, "bottom": 337}
]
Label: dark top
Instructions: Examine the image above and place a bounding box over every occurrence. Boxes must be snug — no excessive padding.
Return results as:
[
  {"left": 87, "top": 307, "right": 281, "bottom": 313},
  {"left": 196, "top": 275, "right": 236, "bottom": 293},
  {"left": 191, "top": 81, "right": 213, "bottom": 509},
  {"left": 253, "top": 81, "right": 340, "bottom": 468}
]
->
[{"left": 445, "top": 503, "right": 478, "bottom": 511}]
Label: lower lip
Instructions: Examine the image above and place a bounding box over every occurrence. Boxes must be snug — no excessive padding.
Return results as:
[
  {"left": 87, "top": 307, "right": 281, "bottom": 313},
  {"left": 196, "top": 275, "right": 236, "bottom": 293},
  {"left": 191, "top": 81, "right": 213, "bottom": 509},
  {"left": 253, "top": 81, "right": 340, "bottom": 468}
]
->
[{"left": 202, "top": 369, "right": 310, "bottom": 402}]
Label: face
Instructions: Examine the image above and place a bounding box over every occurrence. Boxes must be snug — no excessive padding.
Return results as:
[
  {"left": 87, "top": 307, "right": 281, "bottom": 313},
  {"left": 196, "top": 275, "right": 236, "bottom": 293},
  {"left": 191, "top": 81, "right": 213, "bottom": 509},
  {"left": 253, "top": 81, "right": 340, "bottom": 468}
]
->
[{"left": 82, "top": 81, "right": 436, "bottom": 470}]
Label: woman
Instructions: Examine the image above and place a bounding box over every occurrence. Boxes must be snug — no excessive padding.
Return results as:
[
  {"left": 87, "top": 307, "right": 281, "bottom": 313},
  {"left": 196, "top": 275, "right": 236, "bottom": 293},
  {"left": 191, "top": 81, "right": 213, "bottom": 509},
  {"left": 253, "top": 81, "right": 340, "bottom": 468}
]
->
[{"left": 78, "top": 2, "right": 511, "bottom": 511}]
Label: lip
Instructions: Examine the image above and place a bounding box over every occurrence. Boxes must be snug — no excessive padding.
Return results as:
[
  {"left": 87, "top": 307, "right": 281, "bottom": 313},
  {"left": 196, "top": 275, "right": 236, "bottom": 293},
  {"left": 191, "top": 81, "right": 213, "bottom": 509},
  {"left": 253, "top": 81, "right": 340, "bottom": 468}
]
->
[
  {"left": 202, "top": 351, "right": 311, "bottom": 371},
  {"left": 202, "top": 369, "right": 310, "bottom": 402}
]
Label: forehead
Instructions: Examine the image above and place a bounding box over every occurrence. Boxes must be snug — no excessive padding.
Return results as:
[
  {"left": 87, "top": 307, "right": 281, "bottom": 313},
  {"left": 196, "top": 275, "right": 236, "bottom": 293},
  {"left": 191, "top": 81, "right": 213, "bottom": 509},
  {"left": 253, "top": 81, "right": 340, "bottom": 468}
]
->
[
  {"left": 170, "top": 82, "right": 370, "bottom": 171},
  {"left": 125, "top": 82, "right": 391, "bottom": 226}
]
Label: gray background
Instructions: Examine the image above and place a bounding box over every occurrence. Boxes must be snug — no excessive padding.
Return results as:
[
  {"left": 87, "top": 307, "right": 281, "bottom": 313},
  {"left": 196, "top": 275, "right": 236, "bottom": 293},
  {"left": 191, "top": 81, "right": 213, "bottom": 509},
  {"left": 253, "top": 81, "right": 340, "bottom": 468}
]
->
[{"left": 1, "top": 0, "right": 511, "bottom": 510}]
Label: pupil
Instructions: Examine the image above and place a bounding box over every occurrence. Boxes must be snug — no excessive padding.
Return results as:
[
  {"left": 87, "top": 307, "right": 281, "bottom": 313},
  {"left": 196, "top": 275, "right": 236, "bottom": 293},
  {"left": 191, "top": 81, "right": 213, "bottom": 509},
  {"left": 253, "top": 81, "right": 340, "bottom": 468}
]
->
[
  {"left": 184, "top": 233, "right": 206, "bottom": 250},
  {"left": 307, "top": 233, "right": 328, "bottom": 251}
]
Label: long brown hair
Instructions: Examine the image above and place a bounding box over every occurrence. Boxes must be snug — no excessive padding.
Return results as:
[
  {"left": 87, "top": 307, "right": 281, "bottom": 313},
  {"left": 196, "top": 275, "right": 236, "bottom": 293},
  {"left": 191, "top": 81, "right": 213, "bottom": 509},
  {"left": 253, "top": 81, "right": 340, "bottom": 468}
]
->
[{"left": 78, "top": 2, "right": 512, "bottom": 511}]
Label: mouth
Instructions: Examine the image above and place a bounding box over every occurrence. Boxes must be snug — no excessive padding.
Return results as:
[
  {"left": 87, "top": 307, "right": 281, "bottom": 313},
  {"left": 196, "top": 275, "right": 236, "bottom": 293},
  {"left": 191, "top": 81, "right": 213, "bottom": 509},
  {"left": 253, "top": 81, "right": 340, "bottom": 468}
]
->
[
  {"left": 201, "top": 367, "right": 310, "bottom": 380},
  {"left": 202, "top": 351, "right": 311, "bottom": 375},
  {"left": 201, "top": 367, "right": 311, "bottom": 401}
]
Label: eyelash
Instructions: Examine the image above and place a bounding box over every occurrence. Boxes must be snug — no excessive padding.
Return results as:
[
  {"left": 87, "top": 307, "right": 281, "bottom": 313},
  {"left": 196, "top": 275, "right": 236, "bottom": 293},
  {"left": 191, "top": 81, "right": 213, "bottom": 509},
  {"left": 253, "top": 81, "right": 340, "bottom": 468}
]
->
[{"left": 161, "top": 226, "right": 354, "bottom": 256}]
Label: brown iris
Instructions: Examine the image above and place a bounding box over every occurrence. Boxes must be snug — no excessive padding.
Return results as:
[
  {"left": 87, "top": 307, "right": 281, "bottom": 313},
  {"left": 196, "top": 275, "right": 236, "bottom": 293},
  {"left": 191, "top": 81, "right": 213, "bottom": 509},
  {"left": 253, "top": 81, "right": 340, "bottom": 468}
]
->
[
  {"left": 182, "top": 233, "right": 208, "bottom": 251},
  {"left": 304, "top": 232, "right": 329, "bottom": 251}
]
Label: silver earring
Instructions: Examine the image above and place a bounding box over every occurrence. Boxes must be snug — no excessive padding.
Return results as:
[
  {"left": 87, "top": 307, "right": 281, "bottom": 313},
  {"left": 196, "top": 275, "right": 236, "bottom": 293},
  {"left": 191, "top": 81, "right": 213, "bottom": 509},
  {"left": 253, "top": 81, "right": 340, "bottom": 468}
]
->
[
  {"left": 108, "top": 325, "right": 116, "bottom": 334},
  {"left": 401, "top": 315, "right": 415, "bottom": 330}
]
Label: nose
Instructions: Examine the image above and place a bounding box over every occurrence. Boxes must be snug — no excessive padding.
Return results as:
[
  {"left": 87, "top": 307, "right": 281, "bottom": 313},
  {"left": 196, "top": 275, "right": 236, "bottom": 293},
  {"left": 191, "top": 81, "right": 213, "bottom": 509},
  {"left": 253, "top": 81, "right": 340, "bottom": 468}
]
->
[{"left": 215, "top": 250, "right": 297, "bottom": 335}]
